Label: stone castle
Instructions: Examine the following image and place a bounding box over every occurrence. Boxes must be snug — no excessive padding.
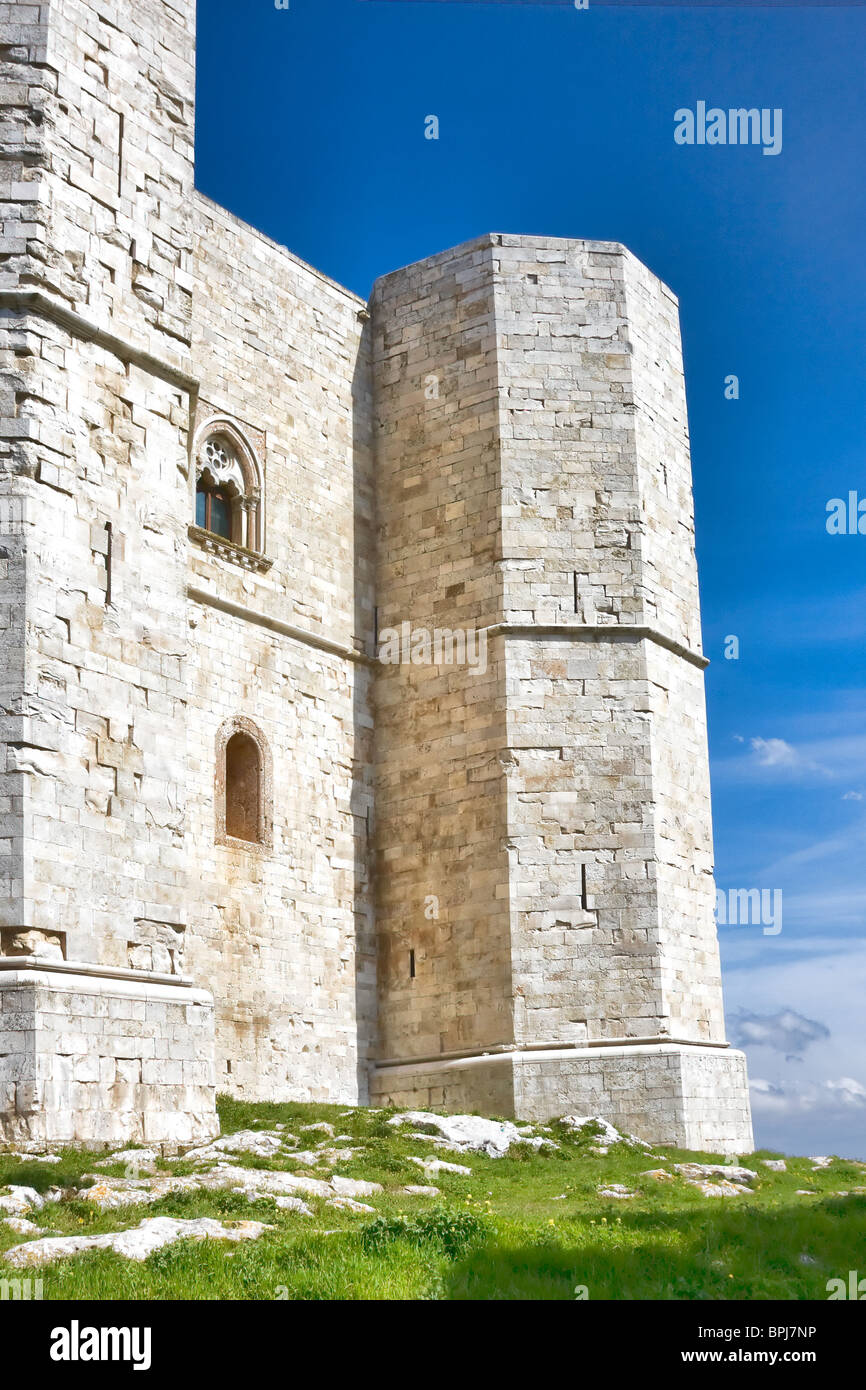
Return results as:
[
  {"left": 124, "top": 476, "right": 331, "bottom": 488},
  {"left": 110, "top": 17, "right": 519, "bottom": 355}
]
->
[{"left": 0, "top": 0, "right": 753, "bottom": 1154}]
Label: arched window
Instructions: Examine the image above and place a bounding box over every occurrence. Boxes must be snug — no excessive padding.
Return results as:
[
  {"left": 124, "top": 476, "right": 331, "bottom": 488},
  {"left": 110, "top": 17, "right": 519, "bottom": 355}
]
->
[
  {"left": 193, "top": 423, "right": 264, "bottom": 553},
  {"left": 224, "top": 732, "right": 262, "bottom": 843},
  {"left": 196, "top": 477, "right": 234, "bottom": 540},
  {"left": 215, "top": 717, "right": 273, "bottom": 850}
]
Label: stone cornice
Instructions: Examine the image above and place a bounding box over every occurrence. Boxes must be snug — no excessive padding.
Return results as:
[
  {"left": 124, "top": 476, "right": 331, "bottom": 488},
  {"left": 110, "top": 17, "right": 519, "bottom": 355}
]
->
[
  {"left": 486, "top": 622, "right": 709, "bottom": 670},
  {"left": 187, "top": 585, "right": 371, "bottom": 665},
  {"left": 0, "top": 288, "right": 198, "bottom": 395},
  {"left": 0, "top": 955, "right": 195, "bottom": 988},
  {"left": 373, "top": 1036, "right": 732, "bottom": 1069}
]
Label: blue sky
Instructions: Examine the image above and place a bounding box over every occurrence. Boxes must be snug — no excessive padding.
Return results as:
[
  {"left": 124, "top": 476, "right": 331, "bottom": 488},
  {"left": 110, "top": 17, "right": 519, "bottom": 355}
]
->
[{"left": 195, "top": 0, "right": 866, "bottom": 1156}]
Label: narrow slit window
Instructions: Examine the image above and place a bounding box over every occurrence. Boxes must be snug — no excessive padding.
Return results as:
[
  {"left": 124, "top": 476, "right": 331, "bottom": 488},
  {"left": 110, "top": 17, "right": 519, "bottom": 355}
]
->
[
  {"left": 104, "top": 521, "right": 113, "bottom": 606},
  {"left": 409, "top": 949, "right": 416, "bottom": 980}
]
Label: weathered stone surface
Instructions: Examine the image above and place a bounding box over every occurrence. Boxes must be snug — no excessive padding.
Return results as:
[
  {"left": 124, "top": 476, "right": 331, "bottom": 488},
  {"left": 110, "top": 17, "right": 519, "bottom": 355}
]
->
[
  {"left": 181, "top": 1131, "right": 287, "bottom": 1164},
  {"left": 0, "top": 1186, "right": 49, "bottom": 1216},
  {"left": 689, "top": 1180, "right": 753, "bottom": 1198},
  {"left": 1, "top": 1216, "right": 45, "bottom": 1235},
  {"left": 82, "top": 1175, "right": 201, "bottom": 1211},
  {"left": 95, "top": 1149, "right": 161, "bottom": 1174},
  {"left": 327, "top": 1196, "right": 375, "bottom": 1214},
  {"left": 408, "top": 1157, "right": 472, "bottom": 1178},
  {"left": 0, "top": 968, "right": 217, "bottom": 1151},
  {"left": 390, "top": 1111, "right": 547, "bottom": 1158},
  {"left": 74, "top": 1161, "right": 384, "bottom": 1213},
  {"left": 273, "top": 1196, "right": 313, "bottom": 1216},
  {"left": 2, "top": 1153, "right": 62, "bottom": 1164},
  {"left": 329, "top": 1175, "right": 383, "bottom": 1198},
  {"left": 3, "top": 1217, "right": 273, "bottom": 1268},
  {"left": 674, "top": 1163, "right": 758, "bottom": 1186},
  {"left": 559, "top": 1117, "right": 650, "bottom": 1149}
]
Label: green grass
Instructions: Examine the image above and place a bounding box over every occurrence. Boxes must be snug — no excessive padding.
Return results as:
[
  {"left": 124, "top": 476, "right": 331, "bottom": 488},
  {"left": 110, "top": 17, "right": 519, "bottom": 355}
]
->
[{"left": 0, "top": 1097, "right": 863, "bottom": 1301}]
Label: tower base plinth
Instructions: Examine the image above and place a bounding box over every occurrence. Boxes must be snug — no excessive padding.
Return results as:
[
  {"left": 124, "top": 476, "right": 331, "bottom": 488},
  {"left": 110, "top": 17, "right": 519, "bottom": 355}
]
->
[
  {"left": 370, "top": 1042, "right": 754, "bottom": 1155},
  {"left": 0, "top": 959, "right": 218, "bottom": 1153}
]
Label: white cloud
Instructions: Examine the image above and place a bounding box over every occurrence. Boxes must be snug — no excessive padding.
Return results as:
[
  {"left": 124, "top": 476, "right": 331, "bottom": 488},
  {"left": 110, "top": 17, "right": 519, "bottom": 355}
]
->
[
  {"left": 722, "top": 937, "right": 866, "bottom": 1154},
  {"left": 750, "top": 1076, "right": 866, "bottom": 1117},
  {"left": 825, "top": 1078, "right": 866, "bottom": 1107},
  {"left": 729, "top": 1008, "right": 829, "bottom": 1058},
  {"left": 750, "top": 737, "right": 801, "bottom": 768},
  {"left": 712, "top": 714, "right": 866, "bottom": 788}
]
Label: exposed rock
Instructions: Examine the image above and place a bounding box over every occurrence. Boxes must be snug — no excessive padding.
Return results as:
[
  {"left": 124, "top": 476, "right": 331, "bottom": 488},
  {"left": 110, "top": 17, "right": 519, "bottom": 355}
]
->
[
  {"left": 80, "top": 1162, "right": 385, "bottom": 1213},
  {"left": 2, "top": 1153, "right": 63, "bottom": 1164},
  {"left": 0, "top": 1187, "right": 48, "bottom": 1217},
  {"left": 390, "top": 1111, "right": 553, "bottom": 1158},
  {"left": 689, "top": 1180, "right": 752, "bottom": 1198},
  {"left": 330, "top": 1175, "right": 383, "bottom": 1198},
  {"left": 327, "top": 1197, "right": 375, "bottom": 1214},
  {"left": 3, "top": 1217, "right": 273, "bottom": 1268},
  {"left": 95, "top": 1148, "right": 161, "bottom": 1174},
  {"left": 559, "top": 1116, "right": 651, "bottom": 1151},
  {"left": 81, "top": 1175, "right": 200, "bottom": 1211},
  {"left": 810, "top": 1156, "right": 833, "bottom": 1170},
  {"left": 762, "top": 1159, "right": 787, "bottom": 1172},
  {"left": 197, "top": 1164, "right": 334, "bottom": 1201},
  {"left": 598, "top": 1184, "right": 636, "bottom": 1199},
  {"left": 180, "top": 1130, "right": 287, "bottom": 1164},
  {"left": 403, "top": 1132, "right": 457, "bottom": 1151},
  {"left": 1, "top": 1217, "right": 45, "bottom": 1235},
  {"left": 674, "top": 1163, "right": 758, "bottom": 1186},
  {"left": 641, "top": 1169, "right": 675, "bottom": 1182},
  {"left": 287, "top": 1147, "right": 364, "bottom": 1167},
  {"left": 301, "top": 1122, "right": 335, "bottom": 1138},
  {"left": 408, "top": 1156, "right": 472, "bottom": 1178},
  {"left": 273, "top": 1196, "right": 314, "bottom": 1216},
  {"left": 281, "top": 1150, "right": 326, "bottom": 1167},
  {"left": 402, "top": 1185, "right": 440, "bottom": 1197}
]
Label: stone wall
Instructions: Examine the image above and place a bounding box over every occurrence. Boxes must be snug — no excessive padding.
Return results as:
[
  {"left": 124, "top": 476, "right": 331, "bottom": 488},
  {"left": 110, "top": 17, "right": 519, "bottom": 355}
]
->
[
  {"left": 0, "top": 1, "right": 377, "bottom": 1119},
  {"left": 372, "top": 1044, "right": 753, "bottom": 1155},
  {"left": 372, "top": 238, "right": 514, "bottom": 1063},
  {"left": 0, "top": 0, "right": 196, "bottom": 973},
  {"left": 185, "top": 198, "right": 376, "bottom": 1103},
  {"left": 0, "top": 2, "right": 753, "bottom": 1151},
  {"left": 370, "top": 236, "right": 750, "bottom": 1151},
  {"left": 0, "top": 959, "right": 216, "bottom": 1151}
]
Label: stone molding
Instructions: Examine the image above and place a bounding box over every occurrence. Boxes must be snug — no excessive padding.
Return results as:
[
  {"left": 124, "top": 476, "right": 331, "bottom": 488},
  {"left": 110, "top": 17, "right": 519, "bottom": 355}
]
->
[{"left": 0, "top": 289, "right": 198, "bottom": 395}]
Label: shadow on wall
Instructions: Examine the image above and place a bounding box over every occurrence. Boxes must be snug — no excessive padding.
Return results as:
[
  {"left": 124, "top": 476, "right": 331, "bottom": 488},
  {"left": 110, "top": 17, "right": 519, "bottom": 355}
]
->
[{"left": 352, "top": 314, "right": 377, "bottom": 1103}]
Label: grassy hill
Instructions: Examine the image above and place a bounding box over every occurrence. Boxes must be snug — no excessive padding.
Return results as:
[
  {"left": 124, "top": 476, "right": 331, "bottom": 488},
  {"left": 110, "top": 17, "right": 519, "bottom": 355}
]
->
[{"left": 1, "top": 1096, "right": 864, "bottom": 1301}]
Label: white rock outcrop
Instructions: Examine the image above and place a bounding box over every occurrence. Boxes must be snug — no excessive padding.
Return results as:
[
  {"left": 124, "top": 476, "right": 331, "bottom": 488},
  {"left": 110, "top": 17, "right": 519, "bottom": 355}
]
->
[
  {"left": 3, "top": 1217, "right": 273, "bottom": 1269},
  {"left": 389, "top": 1112, "right": 552, "bottom": 1158},
  {"left": 674, "top": 1163, "right": 758, "bottom": 1185}
]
